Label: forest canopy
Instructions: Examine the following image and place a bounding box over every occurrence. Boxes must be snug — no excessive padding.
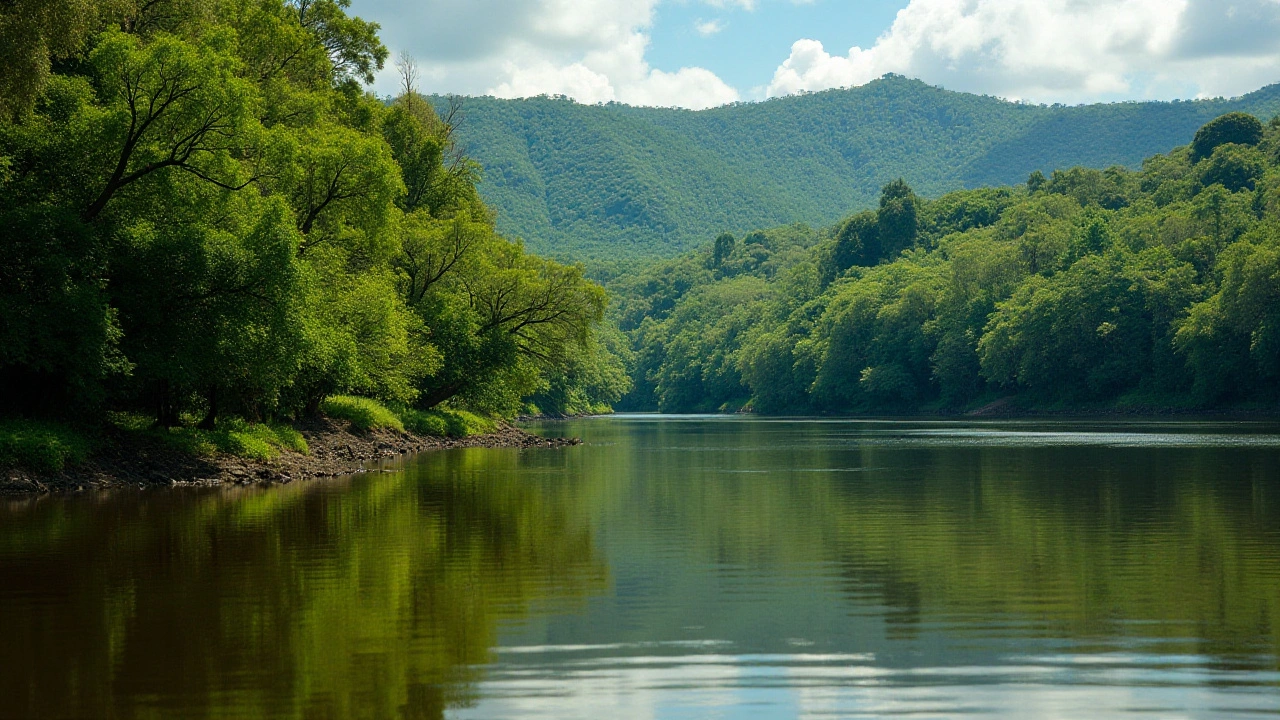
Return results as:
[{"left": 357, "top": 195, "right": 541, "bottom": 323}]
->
[
  {"left": 0, "top": 0, "right": 630, "bottom": 426},
  {"left": 444, "top": 80, "right": 1280, "bottom": 266},
  {"left": 612, "top": 115, "right": 1280, "bottom": 414}
]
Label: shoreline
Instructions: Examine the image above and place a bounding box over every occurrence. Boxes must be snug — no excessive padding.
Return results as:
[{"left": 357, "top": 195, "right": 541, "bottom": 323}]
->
[{"left": 1, "top": 418, "right": 579, "bottom": 496}]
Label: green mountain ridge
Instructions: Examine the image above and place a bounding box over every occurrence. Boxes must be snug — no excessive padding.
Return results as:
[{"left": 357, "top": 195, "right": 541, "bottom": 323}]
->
[{"left": 439, "top": 76, "right": 1280, "bottom": 264}]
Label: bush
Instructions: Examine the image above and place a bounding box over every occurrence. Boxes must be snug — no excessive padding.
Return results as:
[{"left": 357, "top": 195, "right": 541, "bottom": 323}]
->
[
  {"left": 320, "top": 395, "right": 405, "bottom": 433},
  {"left": 399, "top": 408, "right": 448, "bottom": 436},
  {"left": 0, "top": 420, "right": 93, "bottom": 472},
  {"left": 162, "top": 419, "right": 309, "bottom": 460},
  {"left": 399, "top": 407, "right": 496, "bottom": 438}
]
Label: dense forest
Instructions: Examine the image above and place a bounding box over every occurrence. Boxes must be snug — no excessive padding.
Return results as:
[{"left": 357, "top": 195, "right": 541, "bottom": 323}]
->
[
  {"left": 446, "top": 80, "right": 1280, "bottom": 266},
  {"left": 4, "top": 0, "right": 1280, "bottom": 450},
  {"left": 0, "top": 0, "right": 630, "bottom": 436},
  {"left": 613, "top": 112, "right": 1280, "bottom": 414}
]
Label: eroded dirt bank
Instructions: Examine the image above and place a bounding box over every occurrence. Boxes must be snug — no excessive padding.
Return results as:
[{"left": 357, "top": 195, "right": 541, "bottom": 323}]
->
[{"left": 0, "top": 418, "right": 579, "bottom": 495}]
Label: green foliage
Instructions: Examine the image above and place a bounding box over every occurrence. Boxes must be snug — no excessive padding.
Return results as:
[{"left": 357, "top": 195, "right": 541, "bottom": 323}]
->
[
  {"left": 525, "top": 321, "right": 633, "bottom": 416},
  {"left": 0, "top": 0, "right": 627, "bottom": 433},
  {"left": 0, "top": 419, "right": 93, "bottom": 472},
  {"left": 320, "top": 396, "right": 497, "bottom": 438},
  {"left": 1191, "top": 112, "right": 1264, "bottom": 162},
  {"left": 321, "top": 395, "right": 405, "bottom": 433},
  {"left": 447, "top": 79, "right": 1280, "bottom": 263},
  {"left": 613, "top": 113, "right": 1280, "bottom": 414},
  {"left": 1199, "top": 144, "right": 1265, "bottom": 193},
  {"left": 0, "top": 0, "right": 129, "bottom": 119},
  {"left": 1175, "top": 230, "right": 1280, "bottom": 402},
  {"left": 399, "top": 407, "right": 495, "bottom": 437},
  {"left": 712, "top": 232, "right": 735, "bottom": 267},
  {"left": 162, "top": 419, "right": 309, "bottom": 460}
]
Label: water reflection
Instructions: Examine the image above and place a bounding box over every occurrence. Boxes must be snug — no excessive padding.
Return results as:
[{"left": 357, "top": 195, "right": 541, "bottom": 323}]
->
[
  {"left": 0, "top": 448, "right": 605, "bottom": 719},
  {"left": 480, "top": 418, "right": 1280, "bottom": 719},
  {"left": 2, "top": 419, "right": 1280, "bottom": 719}
]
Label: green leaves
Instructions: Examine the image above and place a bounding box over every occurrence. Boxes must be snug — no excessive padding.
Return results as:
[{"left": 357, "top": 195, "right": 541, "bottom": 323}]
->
[
  {"left": 265, "top": 121, "right": 402, "bottom": 242},
  {"left": 1176, "top": 229, "right": 1280, "bottom": 400},
  {"left": 615, "top": 112, "right": 1280, "bottom": 413},
  {"left": 1191, "top": 112, "right": 1264, "bottom": 162},
  {"left": 1199, "top": 143, "right": 1266, "bottom": 193},
  {"left": 2, "top": 0, "right": 625, "bottom": 427},
  {"left": 291, "top": 0, "right": 387, "bottom": 85},
  {"left": 84, "top": 28, "right": 260, "bottom": 220}
]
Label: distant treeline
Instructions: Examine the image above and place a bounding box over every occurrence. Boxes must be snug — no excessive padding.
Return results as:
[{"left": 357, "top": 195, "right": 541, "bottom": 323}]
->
[
  {"left": 612, "top": 113, "right": 1280, "bottom": 413},
  {"left": 445, "top": 79, "right": 1280, "bottom": 267},
  {"left": 0, "top": 0, "right": 629, "bottom": 427}
]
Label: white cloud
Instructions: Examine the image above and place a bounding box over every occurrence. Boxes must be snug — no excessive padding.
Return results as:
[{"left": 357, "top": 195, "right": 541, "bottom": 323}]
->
[
  {"left": 695, "top": 19, "right": 724, "bottom": 36},
  {"left": 702, "top": 0, "right": 757, "bottom": 9},
  {"left": 489, "top": 30, "right": 739, "bottom": 108},
  {"left": 767, "top": 0, "right": 1280, "bottom": 104},
  {"left": 361, "top": 0, "right": 739, "bottom": 110}
]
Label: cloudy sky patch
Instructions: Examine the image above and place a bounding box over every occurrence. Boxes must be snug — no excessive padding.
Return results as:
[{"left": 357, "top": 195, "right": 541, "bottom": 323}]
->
[{"left": 350, "top": 0, "right": 1280, "bottom": 109}]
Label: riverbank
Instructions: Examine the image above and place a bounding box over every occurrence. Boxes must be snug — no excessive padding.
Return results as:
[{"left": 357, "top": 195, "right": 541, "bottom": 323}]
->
[{"left": 0, "top": 417, "right": 579, "bottom": 496}]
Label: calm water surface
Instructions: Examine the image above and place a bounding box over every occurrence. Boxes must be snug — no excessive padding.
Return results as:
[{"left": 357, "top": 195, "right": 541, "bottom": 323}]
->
[{"left": 3, "top": 416, "right": 1280, "bottom": 719}]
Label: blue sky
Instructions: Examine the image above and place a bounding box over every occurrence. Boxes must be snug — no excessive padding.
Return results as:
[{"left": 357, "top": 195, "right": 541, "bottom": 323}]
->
[
  {"left": 350, "top": 0, "right": 1280, "bottom": 110},
  {"left": 644, "top": 0, "right": 909, "bottom": 99}
]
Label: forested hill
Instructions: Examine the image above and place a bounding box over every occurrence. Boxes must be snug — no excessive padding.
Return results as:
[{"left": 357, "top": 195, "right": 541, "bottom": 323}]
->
[
  {"left": 608, "top": 112, "right": 1280, "bottom": 415},
  {"left": 441, "top": 76, "right": 1280, "bottom": 264}
]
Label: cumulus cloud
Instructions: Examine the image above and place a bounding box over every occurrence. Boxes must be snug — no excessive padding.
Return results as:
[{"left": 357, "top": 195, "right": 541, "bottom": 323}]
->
[
  {"left": 488, "top": 30, "right": 739, "bottom": 107},
  {"left": 767, "top": 0, "right": 1280, "bottom": 104},
  {"left": 361, "top": 0, "right": 739, "bottom": 109}
]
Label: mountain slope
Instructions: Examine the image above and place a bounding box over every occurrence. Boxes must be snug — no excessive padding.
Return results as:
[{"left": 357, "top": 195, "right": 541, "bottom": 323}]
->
[{"left": 442, "top": 76, "right": 1280, "bottom": 263}]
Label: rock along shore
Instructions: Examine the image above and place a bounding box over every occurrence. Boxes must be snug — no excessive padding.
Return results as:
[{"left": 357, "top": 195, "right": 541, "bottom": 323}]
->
[{"left": 0, "top": 417, "right": 580, "bottom": 496}]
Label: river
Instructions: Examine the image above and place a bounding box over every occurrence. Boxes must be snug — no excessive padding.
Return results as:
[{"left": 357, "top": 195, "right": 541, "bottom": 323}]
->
[{"left": 3, "top": 416, "right": 1280, "bottom": 718}]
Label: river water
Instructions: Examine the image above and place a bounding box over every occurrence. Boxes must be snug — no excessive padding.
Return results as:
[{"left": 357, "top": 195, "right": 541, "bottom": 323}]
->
[{"left": 3, "top": 416, "right": 1280, "bottom": 719}]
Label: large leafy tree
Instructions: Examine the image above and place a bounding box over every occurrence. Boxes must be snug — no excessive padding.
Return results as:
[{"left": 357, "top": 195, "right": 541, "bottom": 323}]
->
[{"left": 0, "top": 0, "right": 625, "bottom": 426}]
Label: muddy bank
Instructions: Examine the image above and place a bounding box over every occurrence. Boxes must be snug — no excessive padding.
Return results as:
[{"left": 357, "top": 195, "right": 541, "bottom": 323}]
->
[{"left": 0, "top": 418, "right": 579, "bottom": 495}]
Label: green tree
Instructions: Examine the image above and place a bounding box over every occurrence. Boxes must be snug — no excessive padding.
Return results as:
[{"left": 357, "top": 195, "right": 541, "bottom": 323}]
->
[
  {"left": 712, "top": 232, "right": 735, "bottom": 267},
  {"left": 0, "top": 0, "right": 126, "bottom": 119},
  {"left": 1191, "top": 112, "right": 1264, "bottom": 162},
  {"left": 82, "top": 29, "right": 260, "bottom": 221},
  {"left": 1199, "top": 143, "right": 1266, "bottom": 193},
  {"left": 1176, "top": 229, "right": 1280, "bottom": 402},
  {"left": 877, "top": 178, "right": 920, "bottom": 256}
]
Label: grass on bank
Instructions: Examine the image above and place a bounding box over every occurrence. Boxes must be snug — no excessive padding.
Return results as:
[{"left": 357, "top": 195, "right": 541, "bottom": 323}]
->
[
  {"left": 1, "top": 395, "right": 494, "bottom": 473},
  {"left": 322, "top": 395, "right": 495, "bottom": 437},
  {"left": 163, "top": 420, "right": 309, "bottom": 460},
  {"left": 108, "top": 412, "right": 309, "bottom": 461},
  {"left": 0, "top": 420, "right": 94, "bottom": 473},
  {"left": 320, "top": 395, "right": 405, "bottom": 432},
  {"left": 399, "top": 406, "right": 495, "bottom": 437}
]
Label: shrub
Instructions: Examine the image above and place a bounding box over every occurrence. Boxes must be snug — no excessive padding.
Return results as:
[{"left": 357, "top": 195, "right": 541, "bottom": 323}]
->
[
  {"left": 0, "top": 420, "right": 93, "bottom": 473},
  {"left": 320, "top": 395, "right": 405, "bottom": 433},
  {"left": 162, "top": 419, "right": 309, "bottom": 460},
  {"left": 399, "top": 408, "right": 449, "bottom": 436},
  {"left": 399, "top": 407, "right": 496, "bottom": 438}
]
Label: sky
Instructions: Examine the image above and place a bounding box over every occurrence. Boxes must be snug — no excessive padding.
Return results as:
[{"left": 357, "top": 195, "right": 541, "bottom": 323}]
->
[{"left": 349, "top": 0, "right": 1280, "bottom": 110}]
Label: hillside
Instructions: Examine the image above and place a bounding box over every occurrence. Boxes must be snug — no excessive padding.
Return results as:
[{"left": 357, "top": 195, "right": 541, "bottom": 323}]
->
[
  {"left": 441, "top": 76, "right": 1280, "bottom": 264},
  {"left": 607, "top": 111, "right": 1280, "bottom": 414}
]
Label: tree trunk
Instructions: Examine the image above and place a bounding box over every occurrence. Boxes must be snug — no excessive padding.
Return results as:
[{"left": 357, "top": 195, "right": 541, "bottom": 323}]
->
[
  {"left": 198, "top": 386, "right": 218, "bottom": 430},
  {"left": 416, "top": 382, "right": 466, "bottom": 409},
  {"left": 155, "top": 380, "right": 181, "bottom": 428}
]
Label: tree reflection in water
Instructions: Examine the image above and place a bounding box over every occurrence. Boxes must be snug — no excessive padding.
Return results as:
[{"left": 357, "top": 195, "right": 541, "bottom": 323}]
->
[
  {"left": 0, "top": 447, "right": 606, "bottom": 720},
  {"left": 4, "top": 420, "right": 1280, "bottom": 720}
]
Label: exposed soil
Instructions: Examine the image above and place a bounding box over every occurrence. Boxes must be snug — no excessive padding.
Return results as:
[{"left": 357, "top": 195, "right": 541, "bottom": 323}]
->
[{"left": 0, "top": 418, "right": 580, "bottom": 496}]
